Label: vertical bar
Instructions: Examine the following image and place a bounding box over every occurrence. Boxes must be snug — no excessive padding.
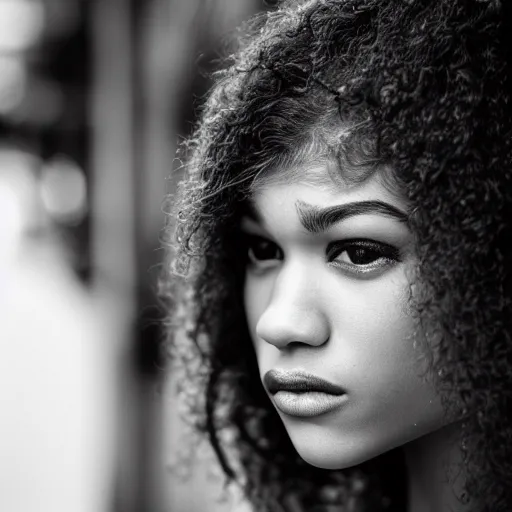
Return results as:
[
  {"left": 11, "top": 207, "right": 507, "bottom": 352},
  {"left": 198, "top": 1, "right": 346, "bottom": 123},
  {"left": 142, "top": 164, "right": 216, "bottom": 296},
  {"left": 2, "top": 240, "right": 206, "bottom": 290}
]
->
[
  {"left": 89, "top": 0, "right": 138, "bottom": 511},
  {"left": 90, "top": 0, "right": 136, "bottom": 292}
]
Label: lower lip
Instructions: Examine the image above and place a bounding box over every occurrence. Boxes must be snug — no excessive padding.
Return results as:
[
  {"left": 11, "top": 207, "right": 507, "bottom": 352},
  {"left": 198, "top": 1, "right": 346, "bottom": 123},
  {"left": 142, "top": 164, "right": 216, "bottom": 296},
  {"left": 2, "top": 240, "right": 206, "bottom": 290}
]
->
[{"left": 272, "top": 391, "right": 348, "bottom": 418}]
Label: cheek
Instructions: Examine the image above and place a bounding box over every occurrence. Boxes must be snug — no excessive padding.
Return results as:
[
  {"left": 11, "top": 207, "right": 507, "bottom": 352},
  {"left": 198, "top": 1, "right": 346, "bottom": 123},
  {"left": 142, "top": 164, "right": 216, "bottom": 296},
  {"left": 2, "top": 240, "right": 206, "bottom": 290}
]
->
[
  {"left": 330, "top": 272, "right": 435, "bottom": 404},
  {"left": 325, "top": 277, "right": 445, "bottom": 458},
  {"left": 243, "top": 274, "right": 271, "bottom": 343},
  {"left": 323, "top": 277, "right": 446, "bottom": 454},
  {"left": 326, "top": 268, "right": 413, "bottom": 355}
]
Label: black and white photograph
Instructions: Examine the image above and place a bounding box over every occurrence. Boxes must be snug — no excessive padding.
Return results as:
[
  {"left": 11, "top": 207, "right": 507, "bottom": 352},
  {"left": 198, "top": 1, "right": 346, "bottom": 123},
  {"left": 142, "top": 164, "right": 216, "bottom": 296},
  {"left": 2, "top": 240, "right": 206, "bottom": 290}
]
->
[{"left": 2, "top": 1, "right": 512, "bottom": 511}]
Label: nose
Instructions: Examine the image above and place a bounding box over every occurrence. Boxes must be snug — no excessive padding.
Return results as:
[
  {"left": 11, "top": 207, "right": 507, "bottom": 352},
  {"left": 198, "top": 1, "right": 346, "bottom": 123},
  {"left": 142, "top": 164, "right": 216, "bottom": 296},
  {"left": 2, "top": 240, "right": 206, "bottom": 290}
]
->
[{"left": 255, "top": 265, "right": 330, "bottom": 350}]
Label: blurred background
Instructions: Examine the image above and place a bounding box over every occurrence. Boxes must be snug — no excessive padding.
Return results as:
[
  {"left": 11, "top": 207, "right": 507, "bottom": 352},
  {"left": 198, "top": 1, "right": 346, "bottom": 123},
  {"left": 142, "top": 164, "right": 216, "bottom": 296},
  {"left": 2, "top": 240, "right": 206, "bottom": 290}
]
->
[{"left": 0, "top": 1, "right": 272, "bottom": 511}]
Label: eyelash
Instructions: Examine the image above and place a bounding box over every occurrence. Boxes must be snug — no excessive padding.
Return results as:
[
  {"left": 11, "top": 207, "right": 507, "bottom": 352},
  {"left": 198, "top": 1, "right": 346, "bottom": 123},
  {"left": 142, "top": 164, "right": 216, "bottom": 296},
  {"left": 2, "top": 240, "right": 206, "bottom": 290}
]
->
[
  {"left": 243, "top": 235, "right": 284, "bottom": 269},
  {"left": 242, "top": 234, "right": 401, "bottom": 274},
  {"left": 326, "top": 239, "right": 401, "bottom": 274}
]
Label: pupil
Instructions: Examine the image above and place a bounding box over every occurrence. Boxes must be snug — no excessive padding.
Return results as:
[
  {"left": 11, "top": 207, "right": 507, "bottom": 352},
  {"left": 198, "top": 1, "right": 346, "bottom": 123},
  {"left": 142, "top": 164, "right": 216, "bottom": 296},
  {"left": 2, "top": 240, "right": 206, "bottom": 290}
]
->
[
  {"left": 349, "top": 248, "right": 379, "bottom": 265},
  {"left": 254, "top": 240, "right": 276, "bottom": 260}
]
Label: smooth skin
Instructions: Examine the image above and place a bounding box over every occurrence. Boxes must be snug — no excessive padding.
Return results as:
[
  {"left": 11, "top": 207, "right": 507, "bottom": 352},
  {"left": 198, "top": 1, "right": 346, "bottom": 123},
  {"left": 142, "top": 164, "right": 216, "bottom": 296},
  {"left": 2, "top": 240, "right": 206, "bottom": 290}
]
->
[{"left": 242, "top": 162, "right": 469, "bottom": 511}]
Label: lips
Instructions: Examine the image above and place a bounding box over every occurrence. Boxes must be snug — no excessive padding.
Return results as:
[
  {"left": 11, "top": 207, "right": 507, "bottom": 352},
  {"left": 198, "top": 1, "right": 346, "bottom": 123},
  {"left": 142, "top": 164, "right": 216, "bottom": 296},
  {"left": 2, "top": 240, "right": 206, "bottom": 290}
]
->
[
  {"left": 263, "top": 369, "right": 348, "bottom": 418},
  {"left": 264, "top": 369, "right": 346, "bottom": 395}
]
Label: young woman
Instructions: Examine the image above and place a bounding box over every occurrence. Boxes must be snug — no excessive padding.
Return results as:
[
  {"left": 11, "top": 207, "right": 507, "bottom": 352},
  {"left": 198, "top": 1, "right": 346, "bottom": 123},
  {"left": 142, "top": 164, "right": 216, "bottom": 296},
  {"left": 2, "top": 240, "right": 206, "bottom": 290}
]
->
[{"left": 164, "top": 1, "right": 512, "bottom": 510}]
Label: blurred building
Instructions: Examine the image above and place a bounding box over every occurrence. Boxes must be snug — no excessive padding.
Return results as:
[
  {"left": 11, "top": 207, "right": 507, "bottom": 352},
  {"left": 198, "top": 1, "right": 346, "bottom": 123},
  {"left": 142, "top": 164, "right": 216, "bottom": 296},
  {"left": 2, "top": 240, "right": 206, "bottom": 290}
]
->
[{"left": 0, "top": 1, "right": 269, "bottom": 511}]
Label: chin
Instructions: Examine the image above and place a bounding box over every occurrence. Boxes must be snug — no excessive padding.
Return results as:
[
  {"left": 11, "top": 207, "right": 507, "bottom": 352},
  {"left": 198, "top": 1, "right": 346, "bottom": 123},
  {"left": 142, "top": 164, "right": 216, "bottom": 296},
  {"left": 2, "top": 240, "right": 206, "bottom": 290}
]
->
[
  {"left": 295, "top": 444, "right": 380, "bottom": 470},
  {"left": 288, "top": 430, "right": 385, "bottom": 470},
  {"left": 285, "top": 420, "right": 427, "bottom": 471}
]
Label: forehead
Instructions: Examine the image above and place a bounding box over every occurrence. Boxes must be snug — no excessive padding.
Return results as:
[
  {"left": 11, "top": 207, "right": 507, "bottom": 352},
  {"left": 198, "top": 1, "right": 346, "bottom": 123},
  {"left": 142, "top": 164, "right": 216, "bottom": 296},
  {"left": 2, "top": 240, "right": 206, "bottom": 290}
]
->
[
  {"left": 252, "top": 159, "right": 347, "bottom": 194},
  {"left": 249, "top": 161, "right": 404, "bottom": 211}
]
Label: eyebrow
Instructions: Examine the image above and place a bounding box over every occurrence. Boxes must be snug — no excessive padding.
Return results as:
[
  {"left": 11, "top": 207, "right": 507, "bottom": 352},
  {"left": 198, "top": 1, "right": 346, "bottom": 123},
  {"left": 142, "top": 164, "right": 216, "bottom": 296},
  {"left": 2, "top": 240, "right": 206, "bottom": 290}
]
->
[
  {"left": 241, "top": 198, "right": 409, "bottom": 233},
  {"left": 295, "top": 199, "right": 409, "bottom": 233}
]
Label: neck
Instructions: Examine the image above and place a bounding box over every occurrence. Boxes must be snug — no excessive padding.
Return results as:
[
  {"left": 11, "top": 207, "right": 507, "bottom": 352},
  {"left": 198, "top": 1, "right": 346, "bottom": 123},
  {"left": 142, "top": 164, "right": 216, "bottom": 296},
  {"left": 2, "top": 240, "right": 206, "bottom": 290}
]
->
[{"left": 403, "top": 423, "right": 474, "bottom": 512}]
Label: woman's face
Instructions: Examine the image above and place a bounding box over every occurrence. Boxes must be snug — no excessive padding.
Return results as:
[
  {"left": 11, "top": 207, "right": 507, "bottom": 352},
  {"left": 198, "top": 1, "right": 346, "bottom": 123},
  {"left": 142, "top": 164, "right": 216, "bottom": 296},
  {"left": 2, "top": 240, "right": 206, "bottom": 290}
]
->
[{"left": 241, "top": 162, "right": 448, "bottom": 470}]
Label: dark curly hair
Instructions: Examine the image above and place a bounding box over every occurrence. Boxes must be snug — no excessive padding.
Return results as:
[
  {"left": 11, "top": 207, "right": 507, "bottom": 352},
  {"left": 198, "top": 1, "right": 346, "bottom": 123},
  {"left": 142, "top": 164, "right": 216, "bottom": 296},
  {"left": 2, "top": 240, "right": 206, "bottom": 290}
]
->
[{"left": 162, "top": 1, "right": 512, "bottom": 510}]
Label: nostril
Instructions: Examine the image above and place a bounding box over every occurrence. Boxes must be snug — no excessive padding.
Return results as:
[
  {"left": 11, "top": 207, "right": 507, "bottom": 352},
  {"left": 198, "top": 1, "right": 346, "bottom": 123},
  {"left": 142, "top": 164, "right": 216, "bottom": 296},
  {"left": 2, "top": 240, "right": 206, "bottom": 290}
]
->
[{"left": 287, "top": 341, "right": 306, "bottom": 350}]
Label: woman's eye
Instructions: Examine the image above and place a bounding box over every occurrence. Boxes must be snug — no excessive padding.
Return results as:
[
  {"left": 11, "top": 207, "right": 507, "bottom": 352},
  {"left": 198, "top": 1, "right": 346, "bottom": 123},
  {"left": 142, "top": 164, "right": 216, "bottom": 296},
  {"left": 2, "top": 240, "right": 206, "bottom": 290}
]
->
[
  {"left": 338, "top": 247, "right": 384, "bottom": 265},
  {"left": 243, "top": 234, "right": 283, "bottom": 267},
  {"left": 327, "top": 240, "right": 400, "bottom": 273}
]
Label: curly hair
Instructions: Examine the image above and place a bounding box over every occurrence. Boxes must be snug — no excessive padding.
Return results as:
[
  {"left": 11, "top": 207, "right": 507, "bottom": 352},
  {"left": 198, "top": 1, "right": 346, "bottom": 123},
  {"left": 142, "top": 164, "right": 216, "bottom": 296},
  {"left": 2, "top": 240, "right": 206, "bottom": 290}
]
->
[{"left": 162, "top": 1, "right": 512, "bottom": 511}]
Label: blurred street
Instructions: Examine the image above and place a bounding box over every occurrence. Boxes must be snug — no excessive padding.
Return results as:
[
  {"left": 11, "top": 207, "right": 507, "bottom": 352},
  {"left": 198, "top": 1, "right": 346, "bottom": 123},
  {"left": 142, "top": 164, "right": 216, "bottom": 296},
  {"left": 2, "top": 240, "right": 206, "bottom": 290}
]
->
[{"left": 0, "top": 1, "right": 268, "bottom": 511}]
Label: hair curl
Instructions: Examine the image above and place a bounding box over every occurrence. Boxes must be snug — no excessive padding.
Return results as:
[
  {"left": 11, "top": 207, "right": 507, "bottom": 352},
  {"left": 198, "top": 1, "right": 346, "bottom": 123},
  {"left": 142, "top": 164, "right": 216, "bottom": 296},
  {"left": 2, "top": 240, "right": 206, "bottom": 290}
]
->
[{"left": 162, "top": 1, "right": 512, "bottom": 511}]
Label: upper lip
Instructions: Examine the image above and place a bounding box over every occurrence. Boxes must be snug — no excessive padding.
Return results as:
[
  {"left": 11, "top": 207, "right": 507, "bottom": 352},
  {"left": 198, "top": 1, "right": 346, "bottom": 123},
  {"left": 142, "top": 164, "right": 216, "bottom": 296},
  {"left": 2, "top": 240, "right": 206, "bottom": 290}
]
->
[{"left": 263, "top": 369, "right": 346, "bottom": 395}]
